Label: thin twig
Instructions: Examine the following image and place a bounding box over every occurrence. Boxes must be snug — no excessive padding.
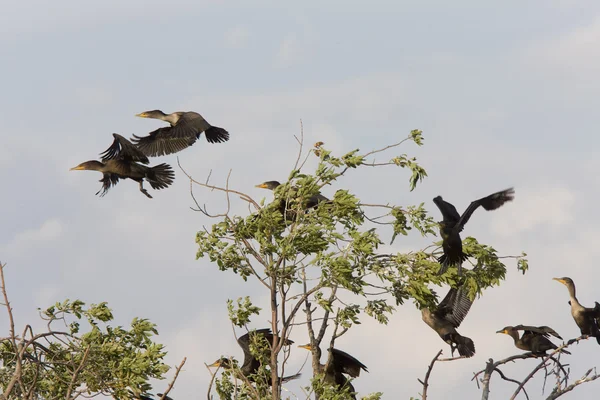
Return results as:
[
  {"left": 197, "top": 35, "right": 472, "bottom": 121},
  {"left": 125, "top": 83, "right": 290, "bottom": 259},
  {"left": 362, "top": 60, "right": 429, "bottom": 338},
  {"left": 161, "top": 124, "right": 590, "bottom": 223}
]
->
[{"left": 158, "top": 357, "right": 187, "bottom": 400}]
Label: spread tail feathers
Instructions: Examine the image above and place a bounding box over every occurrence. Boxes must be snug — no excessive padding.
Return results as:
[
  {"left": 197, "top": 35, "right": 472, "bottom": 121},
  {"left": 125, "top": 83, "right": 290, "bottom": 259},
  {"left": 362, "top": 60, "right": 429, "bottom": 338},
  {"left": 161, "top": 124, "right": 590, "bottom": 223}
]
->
[
  {"left": 449, "top": 333, "right": 475, "bottom": 358},
  {"left": 437, "top": 252, "right": 469, "bottom": 275},
  {"left": 204, "top": 126, "right": 230, "bottom": 143},
  {"left": 146, "top": 163, "right": 175, "bottom": 190}
]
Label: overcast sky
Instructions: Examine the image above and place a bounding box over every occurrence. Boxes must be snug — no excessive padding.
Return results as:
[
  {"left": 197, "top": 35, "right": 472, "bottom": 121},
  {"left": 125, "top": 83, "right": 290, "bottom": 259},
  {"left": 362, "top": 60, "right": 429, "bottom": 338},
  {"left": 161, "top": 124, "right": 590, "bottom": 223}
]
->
[{"left": 2, "top": 1, "right": 600, "bottom": 399}]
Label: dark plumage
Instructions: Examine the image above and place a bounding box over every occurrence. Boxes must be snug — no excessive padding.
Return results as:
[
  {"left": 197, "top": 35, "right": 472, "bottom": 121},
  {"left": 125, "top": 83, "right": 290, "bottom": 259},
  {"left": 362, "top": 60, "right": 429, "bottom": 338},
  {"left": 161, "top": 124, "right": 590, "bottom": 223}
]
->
[
  {"left": 298, "top": 344, "right": 368, "bottom": 400},
  {"left": 421, "top": 285, "right": 476, "bottom": 357},
  {"left": 255, "top": 180, "right": 330, "bottom": 222},
  {"left": 434, "top": 188, "right": 515, "bottom": 275},
  {"left": 497, "top": 325, "right": 570, "bottom": 355},
  {"left": 131, "top": 110, "right": 229, "bottom": 157},
  {"left": 208, "top": 328, "right": 300, "bottom": 385},
  {"left": 70, "top": 133, "right": 174, "bottom": 198},
  {"left": 554, "top": 277, "right": 600, "bottom": 344}
]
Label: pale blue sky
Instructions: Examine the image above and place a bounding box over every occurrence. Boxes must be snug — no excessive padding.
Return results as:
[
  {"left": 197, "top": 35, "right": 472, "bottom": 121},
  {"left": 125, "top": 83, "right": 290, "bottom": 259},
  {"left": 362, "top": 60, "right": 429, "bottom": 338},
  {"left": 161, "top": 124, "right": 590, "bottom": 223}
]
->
[{"left": 2, "top": 1, "right": 600, "bottom": 399}]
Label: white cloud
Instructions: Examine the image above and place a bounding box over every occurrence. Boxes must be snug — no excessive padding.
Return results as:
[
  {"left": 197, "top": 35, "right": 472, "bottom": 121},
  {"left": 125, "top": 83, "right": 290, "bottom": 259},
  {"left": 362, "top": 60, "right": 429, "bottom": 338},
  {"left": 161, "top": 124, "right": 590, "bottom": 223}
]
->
[
  {"left": 4, "top": 218, "right": 65, "bottom": 255},
  {"left": 491, "top": 185, "right": 576, "bottom": 236}
]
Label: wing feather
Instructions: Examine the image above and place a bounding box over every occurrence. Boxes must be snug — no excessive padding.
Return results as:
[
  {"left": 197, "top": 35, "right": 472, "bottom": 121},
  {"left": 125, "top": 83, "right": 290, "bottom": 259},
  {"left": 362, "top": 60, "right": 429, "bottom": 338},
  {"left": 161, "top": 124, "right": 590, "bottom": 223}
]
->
[
  {"left": 436, "top": 286, "right": 474, "bottom": 328},
  {"left": 100, "top": 133, "right": 149, "bottom": 164},
  {"left": 454, "top": 188, "right": 515, "bottom": 233}
]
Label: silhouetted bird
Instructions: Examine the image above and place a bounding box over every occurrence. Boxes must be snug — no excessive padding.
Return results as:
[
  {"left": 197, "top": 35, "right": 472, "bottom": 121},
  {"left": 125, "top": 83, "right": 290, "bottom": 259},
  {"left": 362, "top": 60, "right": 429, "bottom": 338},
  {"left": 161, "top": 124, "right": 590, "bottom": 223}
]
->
[{"left": 433, "top": 188, "right": 514, "bottom": 275}]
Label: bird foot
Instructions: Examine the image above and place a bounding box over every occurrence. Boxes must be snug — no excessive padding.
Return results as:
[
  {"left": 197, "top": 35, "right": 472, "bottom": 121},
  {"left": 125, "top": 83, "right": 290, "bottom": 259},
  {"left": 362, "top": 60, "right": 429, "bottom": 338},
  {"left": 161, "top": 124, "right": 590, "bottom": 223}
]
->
[{"left": 140, "top": 189, "right": 153, "bottom": 199}]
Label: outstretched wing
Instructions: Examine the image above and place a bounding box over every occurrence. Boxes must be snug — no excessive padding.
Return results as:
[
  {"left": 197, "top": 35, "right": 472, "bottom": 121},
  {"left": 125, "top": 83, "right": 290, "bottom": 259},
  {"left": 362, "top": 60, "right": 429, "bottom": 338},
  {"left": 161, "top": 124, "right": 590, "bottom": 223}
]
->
[
  {"left": 513, "top": 325, "right": 563, "bottom": 339},
  {"left": 454, "top": 188, "right": 515, "bottom": 233},
  {"left": 436, "top": 286, "right": 474, "bottom": 328},
  {"left": 131, "top": 126, "right": 199, "bottom": 157},
  {"left": 100, "top": 133, "right": 149, "bottom": 164},
  {"left": 330, "top": 347, "right": 368, "bottom": 377},
  {"left": 433, "top": 196, "right": 461, "bottom": 225}
]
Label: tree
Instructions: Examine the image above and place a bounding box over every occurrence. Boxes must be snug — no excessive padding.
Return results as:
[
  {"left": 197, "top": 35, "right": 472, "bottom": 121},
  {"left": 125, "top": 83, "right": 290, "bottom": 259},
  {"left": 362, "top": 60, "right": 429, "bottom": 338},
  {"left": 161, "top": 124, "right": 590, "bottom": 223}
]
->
[
  {"left": 0, "top": 262, "right": 185, "bottom": 400},
  {"left": 187, "top": 128, "right": 529, "bottom": 399}
]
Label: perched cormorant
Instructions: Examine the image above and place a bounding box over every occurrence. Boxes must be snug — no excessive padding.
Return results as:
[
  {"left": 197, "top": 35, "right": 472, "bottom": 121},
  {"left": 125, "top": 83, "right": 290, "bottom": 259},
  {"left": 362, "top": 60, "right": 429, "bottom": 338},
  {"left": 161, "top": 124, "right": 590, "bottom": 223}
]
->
[
  {"left": 70, "top": 133, "right": 174, "bottom": 198},
  {"left": 421, "top": 285, "right": 476, "bottom": 357},
  {"left": 433, "top": 188, "right": 515, "bottom": 275},
  {"left": 132, "top": 110, "right": 229, "bottom": 157},
  {"left": 208, "top": 328, "right": 300, "bottom": 385},
  {"left": 496, "top": 325, "right": 570, "bottom": 355},
  {"left": 553, "top": 277, "right": 600, "bottom": 344},
  {"left": 298, "top": 344, "right": 367, "bottom": 400},
  {"left": 255, "top": 180, "right": 329, "bottom": 222}
]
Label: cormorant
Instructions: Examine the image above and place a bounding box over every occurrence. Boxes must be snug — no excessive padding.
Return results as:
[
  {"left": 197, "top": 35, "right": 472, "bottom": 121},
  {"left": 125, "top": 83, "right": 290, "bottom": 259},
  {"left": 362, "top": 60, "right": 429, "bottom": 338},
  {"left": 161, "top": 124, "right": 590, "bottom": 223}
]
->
[
  {"left": 421, "top": 285, "right": 476, "bottom": 357},
  {"left": 255, "top": 180, "right": 329, "bottom": 222},
  {"left": 208, "top": 328, "right": 300, "bottom": 385},
  {"left": 70, "top": 133, "right": 174, "bottom": 198},
  {"left": 132, "top": 110, "right": 229, "bottom": 157},
  {"left": 496, "top": 325, "right": 570, "bottom": 355},
  {"left": 433, "top": 188, "right": 514, "bottom": 275},
  {"left": 553, "top": 277, "right": 600, "bottom": 344},
  {"left": 298, "top": 344, "right": 367, "bottom": 400}
]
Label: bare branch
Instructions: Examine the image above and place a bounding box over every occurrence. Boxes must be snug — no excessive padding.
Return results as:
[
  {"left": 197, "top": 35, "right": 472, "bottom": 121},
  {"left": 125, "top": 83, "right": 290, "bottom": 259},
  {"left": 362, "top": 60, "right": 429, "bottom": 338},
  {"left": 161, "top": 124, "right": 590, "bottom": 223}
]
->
[
  {"left": 546, "top": 368, "right": 600, "bottom": 399},
  {"left": 158, "top": 357, "right": 187, "bottom": 400},
  {"left": 417, "top": 349, "right": 443, "bottom": 400}
]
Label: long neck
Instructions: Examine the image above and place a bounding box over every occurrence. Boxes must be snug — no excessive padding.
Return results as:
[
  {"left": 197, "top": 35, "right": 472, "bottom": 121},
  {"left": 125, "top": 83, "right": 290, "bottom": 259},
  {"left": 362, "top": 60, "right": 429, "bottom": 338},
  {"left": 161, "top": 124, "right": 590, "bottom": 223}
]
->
[
  {"left": 566, "top": 283, "right": 580, "bottom": 304},
  {"left": 508, "top": 329, "right": 520, "bottom": 344}
]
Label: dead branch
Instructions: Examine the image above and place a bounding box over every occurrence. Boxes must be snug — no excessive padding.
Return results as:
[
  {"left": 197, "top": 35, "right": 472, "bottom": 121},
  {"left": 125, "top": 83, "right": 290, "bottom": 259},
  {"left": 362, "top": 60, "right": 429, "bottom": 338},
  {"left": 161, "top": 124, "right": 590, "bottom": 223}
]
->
[
  {"left": 417, "top": 349, "right": 443, "bottom": 400},
  {"left": 158, "top": 357, "right": 186, "bottom": 400},
  {"left": 546, "top": 367, "right": 600, "bottom": 399}
]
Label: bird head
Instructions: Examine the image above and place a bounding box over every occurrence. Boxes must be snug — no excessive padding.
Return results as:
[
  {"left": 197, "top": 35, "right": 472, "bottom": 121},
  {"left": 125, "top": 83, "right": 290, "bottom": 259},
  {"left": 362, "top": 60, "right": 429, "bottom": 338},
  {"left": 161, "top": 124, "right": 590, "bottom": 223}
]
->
[
  {"left": 69, "top": 160, "right": 103, "bottom": 172},
  {"left": 553, "top": 277, "right": 573, "bottom": 287},
  {"left": 135, "top": 110, "right": 166, "bottom": 119},
  {"left": 496, "top": 327, "right": 513, "bottom": 335},
  {"left": 256, "top": 181, "right": 281, "bottom": 191},
  {"left": 208, "top": 357, "right": 234, "bottom": 369}
]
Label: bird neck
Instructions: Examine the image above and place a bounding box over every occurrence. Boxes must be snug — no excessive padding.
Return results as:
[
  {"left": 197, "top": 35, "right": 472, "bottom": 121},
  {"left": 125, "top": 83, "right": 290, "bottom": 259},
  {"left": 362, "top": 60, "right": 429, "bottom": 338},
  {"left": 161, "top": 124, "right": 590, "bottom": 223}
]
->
[
  {"left": 566, "top": 283, "right": 579, "bottom": 304},
  {"left": 161, "top": 113, "right": 180, "bottom": 125},
  {"left": 507, "top": 329, "right": 520, "bottom": 343}
]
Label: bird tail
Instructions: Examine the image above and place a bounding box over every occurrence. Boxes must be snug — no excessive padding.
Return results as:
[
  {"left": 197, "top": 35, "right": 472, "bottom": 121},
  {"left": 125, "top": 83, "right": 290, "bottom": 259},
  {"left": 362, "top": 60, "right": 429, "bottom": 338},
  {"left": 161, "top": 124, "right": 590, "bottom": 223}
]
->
[
  {"left": 437, "top": 252, "right": 468, "bottom": 275},
  {"left": 146, "top": 163, "right": 175, "bottom": 190},
  {"left": 450, "top": 333, "right": 475, "bottom": 357},
  {"left": 280, "top": 372, "right": 301, "bottom": 383},
  {"left": 204, "top": 126, "right": 230, "bottom": 143}
]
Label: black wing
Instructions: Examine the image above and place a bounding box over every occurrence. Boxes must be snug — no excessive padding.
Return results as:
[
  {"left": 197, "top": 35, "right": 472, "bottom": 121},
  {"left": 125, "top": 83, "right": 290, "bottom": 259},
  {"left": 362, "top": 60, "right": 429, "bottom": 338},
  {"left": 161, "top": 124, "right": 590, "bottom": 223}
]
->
[
  {"left": 330, "top": 348, "right": 368, "bottom": 377},
  {"left": 100, "top": 133, "right": 149, "bottom": 164},
  {"left": 513, "top": 325, "right": 563, "bottom": 340},
  {"left": 433, "top": 196, "right": 461, "bottom": 225},
  {"left": 453, "top": 188, "right": 514, "bottom": 233},
  {"left": 435, "top": 286, "right": 474, "bottom": 328},
  {"left": 131, "top": 126, "right": 199, "bottom": 157},
  {"left": 96, "top": 173, "right": 120, "bottom": 197},
  {"left": 237, "top": 328, "right": 273, "bottom": 352}
]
